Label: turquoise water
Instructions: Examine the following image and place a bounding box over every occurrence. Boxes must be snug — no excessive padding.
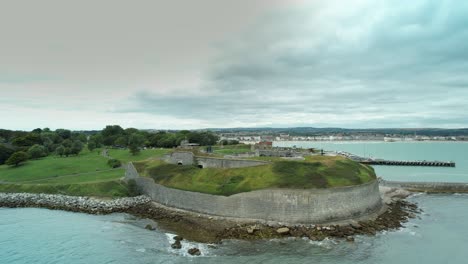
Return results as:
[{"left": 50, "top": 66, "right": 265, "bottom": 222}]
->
[{"left": 1, "top": 142, "right": 468, "bottom": 263}]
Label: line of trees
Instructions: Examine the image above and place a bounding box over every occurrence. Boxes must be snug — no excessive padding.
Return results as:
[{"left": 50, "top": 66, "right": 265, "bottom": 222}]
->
[
  {"left": 0, "top": 128, "right": 86, "bottom": 167},
  {"left": 0, "top": 125, "right": 220, "bottom": 165},
  {"left": 92, "top": 125, "right": 219, "bottom": 155}
]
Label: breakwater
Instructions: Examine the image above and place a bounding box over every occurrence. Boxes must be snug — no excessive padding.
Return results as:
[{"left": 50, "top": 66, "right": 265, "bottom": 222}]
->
[
  {"left": 0, "top": 193, "right": 151, "bottom": 214},
  {"left": 380, "top": 179, "right": 468, "bottom": 193},
  {"left": 336, "top": 151, "right": 455, "bottom": 167}
]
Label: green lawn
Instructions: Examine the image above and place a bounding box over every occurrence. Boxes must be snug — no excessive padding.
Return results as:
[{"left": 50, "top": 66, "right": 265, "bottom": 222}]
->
[
  {"left": 0, "top": 148, "right": 162, "bottom": 197},
  {"left": 135, "top": 156, "right": 376, "bottom": 196},
  {"left": 107, "top": 148, "right": 171, "bottom": 162},
  {"left": 0, "top": 148, "right": 173, "bottom": 197},
  {"left": 0, "top": 149, "right": 110, "bottom": 183},
  {"left": 212, "top": 144, "right": 252, "bottom": 156},
  {"left": 24, "top": 169, "right": 125, "bottom": 184}
]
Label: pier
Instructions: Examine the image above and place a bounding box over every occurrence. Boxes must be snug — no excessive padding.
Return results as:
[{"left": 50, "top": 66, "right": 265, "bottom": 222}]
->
[
  {"left": 380, "top": 179, "right": 468, "bottom": 193},
  {"left": 360, "top": 160, "right": 455, "bottom": 167},
  {"left": 336, "top": 151, "right": 456, "bottom": 167}
]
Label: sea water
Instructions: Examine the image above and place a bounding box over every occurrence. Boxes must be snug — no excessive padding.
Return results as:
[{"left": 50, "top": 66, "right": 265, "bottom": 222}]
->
[{"left": 1, "top": 142, "right": 467, "bottom": 264}]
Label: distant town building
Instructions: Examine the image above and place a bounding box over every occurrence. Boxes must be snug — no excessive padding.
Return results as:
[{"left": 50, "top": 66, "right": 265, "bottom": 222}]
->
[{"left": 253, "top": 141, "right": 273, "bottom": 150}]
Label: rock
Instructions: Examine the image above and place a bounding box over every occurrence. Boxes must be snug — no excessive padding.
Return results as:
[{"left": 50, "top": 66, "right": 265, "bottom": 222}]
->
[
  {"left": 246, "top": 225, "right": 258, "bottom": 234},
  {"left": 346, "top": 236, "right": 355, "bottom": 242},
  {"left": 173, "top": 235, "right": 183, "bottom": 241},
  {"left": 276, "top": 227, "right": 290, "bottom": 235},
  {"left": 188, "top": 248, "right": 201, "bottom": 256},
  {"left": 145, "top": 224, "right": 155, "bottom": 230},
  {"left": 171, "top": 241, "right": 182, "bottom": 249}
]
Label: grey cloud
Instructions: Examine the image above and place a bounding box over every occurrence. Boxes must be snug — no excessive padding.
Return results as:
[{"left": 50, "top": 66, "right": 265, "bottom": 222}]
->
[{"left": 124, "top": 0, "right": 468, "bottom": 128}]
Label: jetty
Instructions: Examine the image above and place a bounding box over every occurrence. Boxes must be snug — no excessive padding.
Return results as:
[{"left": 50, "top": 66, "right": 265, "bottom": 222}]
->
[
  {"left": 336, "top": 151, "right": 455, "bottom": 167},
  {"left": 380, "top": 179, "right": 468, "bottom": 193}
]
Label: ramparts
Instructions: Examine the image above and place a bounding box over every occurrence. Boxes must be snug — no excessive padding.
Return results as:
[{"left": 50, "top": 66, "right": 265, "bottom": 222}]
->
[
  {"left": 162, "top": 151, "right": 269, "bottom": 169},
  {"left": 126, "top": 163, "right": 382, "bottom": 224}
]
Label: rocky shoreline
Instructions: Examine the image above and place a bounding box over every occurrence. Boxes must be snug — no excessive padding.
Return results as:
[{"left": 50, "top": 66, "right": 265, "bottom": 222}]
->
[
  {"left": 0, "top": 193, "right": 152, "bottom": 214},
  {"left": 0, "top": 188, "right": 421, "bottom": 245}
]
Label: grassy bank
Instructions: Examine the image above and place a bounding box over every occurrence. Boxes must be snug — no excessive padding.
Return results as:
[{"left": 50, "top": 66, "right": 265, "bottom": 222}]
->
[
  {"left": 135, "top": 156, "right": 376, "bottom": 196},
  {"left": 0, "top": 180, "right": 130, "bottom": 197}
]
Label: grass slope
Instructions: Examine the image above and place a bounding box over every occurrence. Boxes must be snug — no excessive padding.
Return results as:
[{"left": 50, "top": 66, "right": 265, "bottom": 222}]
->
[{"left": 135, "top": 156, "right": 376, "bottom": 196}]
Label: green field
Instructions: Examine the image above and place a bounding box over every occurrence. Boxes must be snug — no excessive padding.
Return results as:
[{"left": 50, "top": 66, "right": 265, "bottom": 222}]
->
[
  {"left": 0, "top": 148, "right": 170, "bottom": 197},
  {"left": 134, "top": 156, "right": 376, "bottom": 196},
  {"left": 107, "top": 148, "right": 170, "bottom": 162}
]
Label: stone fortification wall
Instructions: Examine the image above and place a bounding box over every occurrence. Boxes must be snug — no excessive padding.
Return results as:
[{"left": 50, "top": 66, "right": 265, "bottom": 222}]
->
[
  {"left": 196, "top": 157, "right": 269, "bottom": 169},
  {"left": 163, "top": 152, "right": 269, "bottom": 169},
  {"left": 126, "top": 163, "right": 382, "bottom": 224},
  {"left": 380, "top": 179, "right": 468, "bottom": 193},
  {"left": 163, "top": 152, "right": 195, "bottom": 165}
]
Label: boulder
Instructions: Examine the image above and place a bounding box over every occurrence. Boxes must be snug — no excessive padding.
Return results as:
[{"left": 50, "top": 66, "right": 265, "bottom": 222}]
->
[
  {"left": 188, "top": 248, "right": 201, "bottom": 256},
  {"left": 171, "top": 241, "right": 182, "bottom": 249},
  {"left": 276, "top": 227, "right": 290, "bottom": 235},
  {"left": 145, "top": 224, "right": 155, "bottom": 230}
]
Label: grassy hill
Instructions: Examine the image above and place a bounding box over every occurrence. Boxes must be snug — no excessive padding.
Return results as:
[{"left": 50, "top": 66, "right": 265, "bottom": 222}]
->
[
  {"left": 0, "top": 148, "right": 170, "bottom": 197},
  {"left": 134, "top": 156, "right": 376, "bottom": 196}
]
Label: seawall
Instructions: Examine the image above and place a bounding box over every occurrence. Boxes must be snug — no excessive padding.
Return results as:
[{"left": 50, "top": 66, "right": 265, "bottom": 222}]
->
[
  {"left": 126, "top": 163, "right": 383, "bottom": 224},
  {"left": 380, "top": 179, "right": 468, "bottom": 193}
]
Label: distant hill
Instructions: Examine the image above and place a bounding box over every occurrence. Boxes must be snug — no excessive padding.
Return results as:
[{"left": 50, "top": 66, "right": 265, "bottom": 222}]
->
[{"left": 207, "top": 127, "right": 468, "bottom": 137}]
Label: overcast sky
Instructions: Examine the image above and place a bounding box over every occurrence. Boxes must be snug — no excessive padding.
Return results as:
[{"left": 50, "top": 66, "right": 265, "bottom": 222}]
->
[{"left": 1, "top": 0, "right": 467, "bottom": 130}]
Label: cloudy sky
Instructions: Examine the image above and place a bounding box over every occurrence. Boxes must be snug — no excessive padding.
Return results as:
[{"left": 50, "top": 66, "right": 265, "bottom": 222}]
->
[{"left": 1, "top": 0, "right": 467, "bottom": 130}]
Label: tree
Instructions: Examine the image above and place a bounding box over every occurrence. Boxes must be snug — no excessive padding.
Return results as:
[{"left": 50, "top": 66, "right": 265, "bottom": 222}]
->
[
  {"left": 114, "top": 136, "right": 128, "bottom": 147},
  {"left": 62, "top": 139, "right": 73, "bottom": 148},
  {"left": 70, "top": 140, "right": 84, "bottom": 155},
  {"left": 11, "top": 133, "right": 42, "bottom": 147},
  {"left": 102, "top": 125, "right": 124, "bottom": 146},
  {"left": 55, "top": 129, "right": 72, "bottom": 139},
  {"left": 0, "top": 145, "right": 15, "bottom": 165},
  {"left": 56, "top": 145, "right": 65, "bottom": 157},
  {"left": 128, "top": 133, "right": 145, "bottom": 155},
  {"left": 87, "top": 141, "right": 97, "bottom": 152},
  {"left": 5, "top": 151, "right": 28, "bottom": 167},
  {"left": 28, "top": 144, "right": 46, "bottom": 159}
]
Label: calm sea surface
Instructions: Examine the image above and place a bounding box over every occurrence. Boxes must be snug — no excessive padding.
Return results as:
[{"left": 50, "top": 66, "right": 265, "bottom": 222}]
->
[{"left": 1, "top": 142, "right": 468, "bottom": 264}]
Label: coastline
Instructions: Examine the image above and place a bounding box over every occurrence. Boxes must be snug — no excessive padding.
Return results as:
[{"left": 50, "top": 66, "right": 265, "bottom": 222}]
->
[{"left": 0, "top": 188, "right": 419, "bottom": 243}]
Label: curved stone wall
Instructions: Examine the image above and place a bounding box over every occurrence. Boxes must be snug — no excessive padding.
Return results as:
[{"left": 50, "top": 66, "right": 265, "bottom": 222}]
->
[{"left": 126, "top": 163, "right": 382, "bottom": 224}]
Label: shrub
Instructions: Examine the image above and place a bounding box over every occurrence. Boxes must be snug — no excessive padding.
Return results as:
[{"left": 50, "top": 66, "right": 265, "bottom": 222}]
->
[
  {"left": 126, "top": 179, "right": 140, "bottom": 197},
  {"left": 107, "top": 159, "right": 122, "bottom": 168}
]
